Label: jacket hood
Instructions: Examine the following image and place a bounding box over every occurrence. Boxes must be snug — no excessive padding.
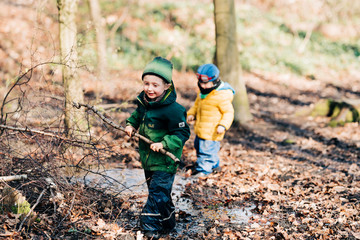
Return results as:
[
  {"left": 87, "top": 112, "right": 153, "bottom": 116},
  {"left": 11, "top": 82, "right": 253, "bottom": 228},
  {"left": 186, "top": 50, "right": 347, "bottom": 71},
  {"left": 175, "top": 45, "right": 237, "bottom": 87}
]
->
[{"left": 218, "top": 82, "right": 235, "bottom": 94}]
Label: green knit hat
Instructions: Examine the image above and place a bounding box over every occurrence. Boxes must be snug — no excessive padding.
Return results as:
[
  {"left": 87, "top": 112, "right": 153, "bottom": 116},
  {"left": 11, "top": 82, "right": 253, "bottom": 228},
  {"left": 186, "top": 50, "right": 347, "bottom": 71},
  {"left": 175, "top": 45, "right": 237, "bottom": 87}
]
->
[{"left": 142, "top": 57, "right": 173, "bottom": 83}]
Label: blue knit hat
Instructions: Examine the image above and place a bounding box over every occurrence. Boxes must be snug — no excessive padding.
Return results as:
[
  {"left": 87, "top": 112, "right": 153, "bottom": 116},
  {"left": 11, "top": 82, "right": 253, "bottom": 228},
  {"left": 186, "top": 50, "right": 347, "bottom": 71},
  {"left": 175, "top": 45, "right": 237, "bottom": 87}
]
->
[
  {"left": 196, "top": 63, "right": 220, "bottom": 83},
  {"left": 142, "top": 57, "right": 173, "bottom": 83}
]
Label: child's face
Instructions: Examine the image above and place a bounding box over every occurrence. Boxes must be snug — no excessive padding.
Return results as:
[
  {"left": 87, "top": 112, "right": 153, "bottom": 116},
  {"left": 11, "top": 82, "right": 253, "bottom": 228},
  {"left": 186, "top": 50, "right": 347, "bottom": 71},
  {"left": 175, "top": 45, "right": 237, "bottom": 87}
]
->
[
  {"left": 143, "top": 75, "right": 170, "bottom": 100},
  {"left": 199, "top": 81, "right": 214, "bottom": 89}
]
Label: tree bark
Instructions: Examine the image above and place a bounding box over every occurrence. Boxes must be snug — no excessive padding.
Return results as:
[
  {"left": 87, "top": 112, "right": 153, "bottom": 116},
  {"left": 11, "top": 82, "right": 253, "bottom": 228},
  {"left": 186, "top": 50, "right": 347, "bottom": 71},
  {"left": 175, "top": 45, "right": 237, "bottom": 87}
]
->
[
  {"left": 213, "top": 0, "right": 252, "bottom": 124},
  {"left": 57, "top": 0, "right": 87, "bottom": 137}
]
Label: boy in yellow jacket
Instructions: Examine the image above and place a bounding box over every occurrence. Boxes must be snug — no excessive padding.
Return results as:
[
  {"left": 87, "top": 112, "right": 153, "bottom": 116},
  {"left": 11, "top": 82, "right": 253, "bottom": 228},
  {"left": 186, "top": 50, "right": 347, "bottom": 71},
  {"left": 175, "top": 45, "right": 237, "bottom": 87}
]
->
[{"left": 187, "top": 63, "right": 235, "bottom": 176}]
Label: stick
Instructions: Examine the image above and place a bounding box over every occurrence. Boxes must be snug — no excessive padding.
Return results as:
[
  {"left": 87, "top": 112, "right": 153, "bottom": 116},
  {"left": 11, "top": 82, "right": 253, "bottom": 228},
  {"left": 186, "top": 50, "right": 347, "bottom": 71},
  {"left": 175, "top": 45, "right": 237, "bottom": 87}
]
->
[
  {"left": 0, "top": 124, "right": 92, "bottom": 146},
  {"left": 18, "top": 188, "right": 47, "bottom": 231},
  {"left": 0, "top": 174, "right": 27, "bottom": 182},
  {"left": 73, "top": 102, "right": 180, "bottom": 163},
  {"left": 55, "top": 192, "right": 76, "bottom": 230}
]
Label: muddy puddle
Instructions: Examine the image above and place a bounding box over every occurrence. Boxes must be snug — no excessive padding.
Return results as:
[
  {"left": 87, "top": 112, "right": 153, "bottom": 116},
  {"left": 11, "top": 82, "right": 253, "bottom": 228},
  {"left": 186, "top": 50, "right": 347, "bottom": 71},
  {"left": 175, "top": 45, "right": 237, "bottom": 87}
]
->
[{"left": 81, "top": 168, "right": 256, "bottom": 236}]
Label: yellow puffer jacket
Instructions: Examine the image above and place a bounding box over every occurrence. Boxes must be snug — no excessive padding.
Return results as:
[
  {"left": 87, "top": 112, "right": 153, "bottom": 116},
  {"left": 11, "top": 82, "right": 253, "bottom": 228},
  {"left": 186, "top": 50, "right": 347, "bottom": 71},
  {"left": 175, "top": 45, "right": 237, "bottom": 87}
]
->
[{"left": 187, "top": 83, "right": 234, "bottom": 141}]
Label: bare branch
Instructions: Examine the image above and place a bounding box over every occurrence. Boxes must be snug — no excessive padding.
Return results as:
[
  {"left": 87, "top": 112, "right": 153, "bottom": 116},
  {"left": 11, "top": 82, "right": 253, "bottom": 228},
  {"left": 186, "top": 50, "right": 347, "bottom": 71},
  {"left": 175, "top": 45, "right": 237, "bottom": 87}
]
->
[
  {"left": 0, "top": 124, "right": 94, "bottom": 146},
  {"left": 0, "top": 61, "right": 63, "bottom": 125},
  {"left": 55, "top": 192, "right": 76, "bottom": 231},
  {"left": 18, "top": 188, "right": 47, "bottom": 232}
]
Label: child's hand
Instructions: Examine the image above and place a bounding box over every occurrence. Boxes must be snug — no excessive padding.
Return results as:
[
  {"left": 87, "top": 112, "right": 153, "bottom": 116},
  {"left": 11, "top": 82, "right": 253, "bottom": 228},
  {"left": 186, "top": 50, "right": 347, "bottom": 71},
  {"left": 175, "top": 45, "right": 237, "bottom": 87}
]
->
[
  {"left": 217, "top": 125, "right": 226, "bottom": 134},
  {"left": 150, "top": 142, "right": 163, "bottom": 152},
  {"left": 125, "top": 125, "right": 136, "bottom": 137},
  {"left": 187, "top": 115, "right": 195, "bottom": 123}
]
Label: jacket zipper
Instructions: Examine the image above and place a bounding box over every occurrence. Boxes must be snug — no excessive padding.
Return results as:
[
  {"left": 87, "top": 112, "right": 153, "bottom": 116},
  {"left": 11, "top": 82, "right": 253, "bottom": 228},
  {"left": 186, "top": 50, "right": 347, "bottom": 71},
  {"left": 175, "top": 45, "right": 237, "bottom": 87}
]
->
[{"left": 141, "top": 107, "right": 151, "bottom": 168}]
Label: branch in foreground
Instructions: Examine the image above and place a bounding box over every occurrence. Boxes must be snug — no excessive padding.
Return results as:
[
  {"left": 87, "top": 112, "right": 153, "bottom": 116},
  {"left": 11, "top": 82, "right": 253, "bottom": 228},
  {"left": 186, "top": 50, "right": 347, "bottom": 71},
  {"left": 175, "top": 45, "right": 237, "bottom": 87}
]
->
[
  {"left": 0, "top": 174, "right": 27, "bottom": 182},
  {"left": 73, "top": 102, "right": 180, "bottom": 163},
  {"left": 18, "top": 188, "right": 47, "bottom": 232},
  {"left": 0, "top": 124, "right": 93, "bottom": 146}
]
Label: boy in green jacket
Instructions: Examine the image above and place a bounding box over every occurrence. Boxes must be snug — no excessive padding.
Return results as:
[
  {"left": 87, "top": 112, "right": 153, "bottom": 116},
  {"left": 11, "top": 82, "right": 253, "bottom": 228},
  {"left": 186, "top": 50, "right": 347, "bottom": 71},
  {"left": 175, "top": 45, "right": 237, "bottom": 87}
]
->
[{"left": 125, "top": 57, "right": 190, "bottom": 238}]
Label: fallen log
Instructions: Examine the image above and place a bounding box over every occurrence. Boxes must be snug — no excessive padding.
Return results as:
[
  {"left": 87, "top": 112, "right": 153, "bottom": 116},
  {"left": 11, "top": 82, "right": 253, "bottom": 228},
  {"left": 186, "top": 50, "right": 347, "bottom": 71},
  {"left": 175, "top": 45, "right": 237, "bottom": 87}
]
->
[{"left": 297, "top": 98, "right": 360, "bottom": 127}]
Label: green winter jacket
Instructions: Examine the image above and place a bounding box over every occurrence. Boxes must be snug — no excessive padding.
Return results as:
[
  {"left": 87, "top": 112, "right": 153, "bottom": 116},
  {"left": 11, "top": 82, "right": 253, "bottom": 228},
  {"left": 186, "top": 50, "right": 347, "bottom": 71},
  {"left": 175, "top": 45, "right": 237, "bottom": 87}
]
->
[{"left": 126, "top": 84, "right": 190, "bottom": 174}]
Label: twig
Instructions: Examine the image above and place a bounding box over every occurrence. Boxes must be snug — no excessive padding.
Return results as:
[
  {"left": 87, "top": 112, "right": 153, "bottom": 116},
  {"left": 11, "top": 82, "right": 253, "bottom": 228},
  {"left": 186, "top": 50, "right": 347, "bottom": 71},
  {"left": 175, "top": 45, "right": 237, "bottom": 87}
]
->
[
  {"left": 0, "top": 174, "right": 27, "bottom": 182},
  {"left": 95, "top": 102, "right": 135, "bottom": 111},
  {"left": 109, "top": 8, "right": 128, "bottom": 51},
  {"left": 73, "top": 102, "right": 180, "bottom": 163},
  {"left": 49, "top": 188, "right": 57, "bottom": 216},
  {"left": 18, "top": 188, "right": 47, "bottom": 232},
  {"left": 0, "top": 61, "right": 63, "bottom": 125},
  {"left": 64, "top": 164, "right": 129, "bottom": 190},
  {"left": 298, "top": 26, "right": 314, "bottom": 54},
  {"left": 55, "top": 193, "right": 76, "bottom": 230}
]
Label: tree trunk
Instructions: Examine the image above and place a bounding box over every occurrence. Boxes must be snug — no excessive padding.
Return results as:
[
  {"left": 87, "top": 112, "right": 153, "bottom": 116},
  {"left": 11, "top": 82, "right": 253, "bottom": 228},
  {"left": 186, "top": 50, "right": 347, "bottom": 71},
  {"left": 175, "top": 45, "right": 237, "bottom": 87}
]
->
[
  {"left": 57, "top": 0, "right": 87, "bottom": 137},
  {"left": 88, "top": 0, "right": 108, "bottom": 84},
  {"left": 213, "top": 0, "right": 252, "bottom": 124}
]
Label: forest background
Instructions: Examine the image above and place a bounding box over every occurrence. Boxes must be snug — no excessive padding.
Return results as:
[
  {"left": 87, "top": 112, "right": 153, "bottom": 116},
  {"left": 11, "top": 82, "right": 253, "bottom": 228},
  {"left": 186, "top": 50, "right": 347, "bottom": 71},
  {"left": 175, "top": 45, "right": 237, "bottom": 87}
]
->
[{"left": 0, "top": 0, "right": 359, "bottom": 239}]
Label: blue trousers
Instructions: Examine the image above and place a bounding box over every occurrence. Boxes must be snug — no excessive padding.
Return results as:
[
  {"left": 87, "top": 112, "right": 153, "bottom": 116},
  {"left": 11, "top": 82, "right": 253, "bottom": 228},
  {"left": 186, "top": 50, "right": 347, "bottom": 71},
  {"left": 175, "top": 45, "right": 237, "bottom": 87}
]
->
[
  {"left": 194, "top": 136, "right": 220, "bottom": 175},
  {"left": 140, "top": 170, "right": 176, "bottom": 232}
]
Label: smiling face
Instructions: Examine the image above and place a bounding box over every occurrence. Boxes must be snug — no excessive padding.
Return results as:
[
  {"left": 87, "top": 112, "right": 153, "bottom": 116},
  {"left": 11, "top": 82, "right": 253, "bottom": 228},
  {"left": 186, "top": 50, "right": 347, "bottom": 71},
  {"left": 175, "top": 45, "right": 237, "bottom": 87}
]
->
[{"left": 143, "top": 75, "right": 171, "bottom": 100}]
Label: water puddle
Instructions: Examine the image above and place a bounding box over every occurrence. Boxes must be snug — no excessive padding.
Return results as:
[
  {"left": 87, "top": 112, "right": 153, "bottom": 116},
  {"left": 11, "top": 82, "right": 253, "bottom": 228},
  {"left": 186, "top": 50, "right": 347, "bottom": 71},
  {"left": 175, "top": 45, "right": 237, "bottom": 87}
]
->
[{"left": 81, "top": 168, "right": 255, "bottom": 232}]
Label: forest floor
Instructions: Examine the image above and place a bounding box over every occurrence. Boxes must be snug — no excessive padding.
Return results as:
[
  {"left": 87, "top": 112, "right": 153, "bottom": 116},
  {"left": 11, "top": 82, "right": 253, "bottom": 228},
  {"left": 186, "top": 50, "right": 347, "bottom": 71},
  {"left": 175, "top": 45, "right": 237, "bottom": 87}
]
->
[
  {"left": 1, "top": 1, "right": 360, "bottom": 239},
  {"left": 110, "top": 70, "right": 360, "bottom": 240},
  {"left": 1, "top": 68, "right": 360, "bottom": 240}
]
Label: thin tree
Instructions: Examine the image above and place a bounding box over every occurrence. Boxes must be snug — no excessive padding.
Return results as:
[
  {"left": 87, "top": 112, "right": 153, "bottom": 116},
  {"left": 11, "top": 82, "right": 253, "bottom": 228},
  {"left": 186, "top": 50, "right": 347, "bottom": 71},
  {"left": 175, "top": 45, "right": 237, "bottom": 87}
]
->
[
  {"left": 57, "top": 0, "right": 87, "bottom": 137},
  {"left": 88, "top": 0, "right": 108, "bottom": 84},
  {"left": 213, "top": 0, "right": 252, "bottom": 124}
]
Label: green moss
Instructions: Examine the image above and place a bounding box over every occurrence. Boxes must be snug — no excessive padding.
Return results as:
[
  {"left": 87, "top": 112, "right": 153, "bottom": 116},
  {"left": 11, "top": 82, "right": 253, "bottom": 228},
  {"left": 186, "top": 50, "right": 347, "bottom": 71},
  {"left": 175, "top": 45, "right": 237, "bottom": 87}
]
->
[
  {"left": 328, "top": 108, "right": 359, "bottom": 127},
  {"left": 308, "top": 99, "right": 360, "bottom": 127},
  {"left": 329, "top": 104, "right": 342, "bottom": 118},
  {"left": 282, "top": 139, "right": 296, "bottom": 145},
  {"left": 11, "top": 201, "right": 31, "bottom": 214},
  {"left": 351, "top": 107, "right": 360, "bottom": 122},
  {"left": 311, "top": 99, "right": 332, "bottom": 117},
  {"left": 329, "top": 120, "right": 341, "bottom": 127}
]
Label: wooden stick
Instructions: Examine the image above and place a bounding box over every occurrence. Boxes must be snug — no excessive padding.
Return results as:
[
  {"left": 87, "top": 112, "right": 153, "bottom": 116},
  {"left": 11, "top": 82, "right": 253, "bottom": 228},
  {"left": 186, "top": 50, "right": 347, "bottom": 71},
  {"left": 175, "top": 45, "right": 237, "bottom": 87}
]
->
[
  {"left": 73, "top": 102, "right": 180, "bottom": 163},
  {"left": 55, "top": 192, "right": 76, "bottom": 230},
  {"left": 0, "top": 124, "right": 92, "bottom": 145},
  {"left": 18, "top": 188, "right": 47, "bottom": 231},
  {"left": 0, "top": 174, "right": 27, "bottom": 182}
]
